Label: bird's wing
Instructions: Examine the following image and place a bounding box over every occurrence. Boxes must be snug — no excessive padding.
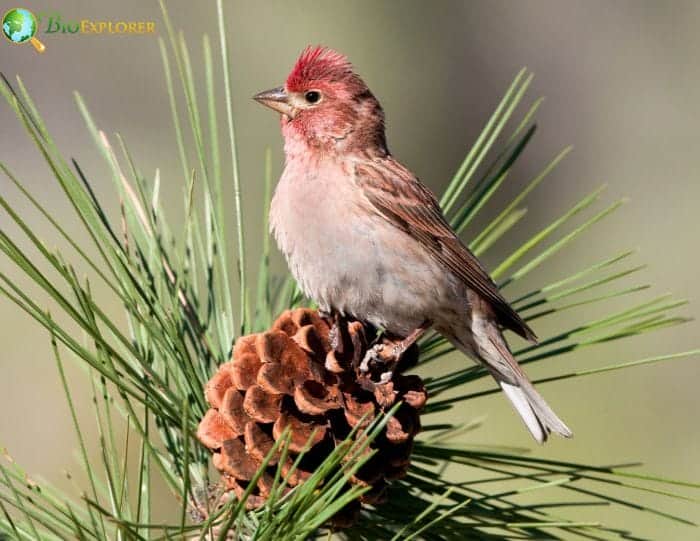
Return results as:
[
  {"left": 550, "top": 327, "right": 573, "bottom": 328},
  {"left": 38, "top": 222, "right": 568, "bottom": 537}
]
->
[{"left": 354, "top": 157, "right": 537, "bottom": 342}]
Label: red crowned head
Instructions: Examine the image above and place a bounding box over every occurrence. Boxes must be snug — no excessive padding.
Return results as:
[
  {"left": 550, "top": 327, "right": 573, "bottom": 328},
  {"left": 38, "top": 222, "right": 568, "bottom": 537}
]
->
[
  {"left": 253, "top": 46, "right": 387, "bottom": 154},
  {"left": 285, "top": 46, "right": 359, "bottom": 93}
]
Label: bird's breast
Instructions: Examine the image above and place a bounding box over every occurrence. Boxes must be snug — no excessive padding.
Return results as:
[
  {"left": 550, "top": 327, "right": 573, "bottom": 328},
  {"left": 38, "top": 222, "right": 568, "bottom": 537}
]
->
[
  {"left": 270, "top": 159, "right": 376, "bottom": 299},
  {"left": 269, "top": 157, "right": 460, "bottom": 334}
]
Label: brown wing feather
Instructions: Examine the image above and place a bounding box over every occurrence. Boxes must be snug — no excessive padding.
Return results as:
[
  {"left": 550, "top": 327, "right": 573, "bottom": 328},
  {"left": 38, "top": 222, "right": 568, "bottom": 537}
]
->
[{"left": 355, "top": 157, "right": 537, "bottom": 342}]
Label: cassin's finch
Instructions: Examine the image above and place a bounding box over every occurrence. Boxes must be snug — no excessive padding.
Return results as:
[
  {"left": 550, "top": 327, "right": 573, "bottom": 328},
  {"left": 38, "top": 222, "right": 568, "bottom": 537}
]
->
[{"left": 254, "top": 46, "right": 571, "bottom": 443}]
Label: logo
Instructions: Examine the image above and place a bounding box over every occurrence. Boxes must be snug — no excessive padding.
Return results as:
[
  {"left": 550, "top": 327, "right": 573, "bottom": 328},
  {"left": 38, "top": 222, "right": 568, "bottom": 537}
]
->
[
  {"left": 3, "top": 7, "right": 156, "bottom": 53},
  {"left": 2, "top": 7, "right": 46, "bottom": 52}
]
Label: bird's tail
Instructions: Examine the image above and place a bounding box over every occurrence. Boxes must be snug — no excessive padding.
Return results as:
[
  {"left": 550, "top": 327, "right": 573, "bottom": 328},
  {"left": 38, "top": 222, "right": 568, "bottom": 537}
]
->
[
  {"left": 498, "top": 377, "right": 572, "bottom": 444},
  {"left": 448, "top": 324, "right": 572, "bottom": 444}
]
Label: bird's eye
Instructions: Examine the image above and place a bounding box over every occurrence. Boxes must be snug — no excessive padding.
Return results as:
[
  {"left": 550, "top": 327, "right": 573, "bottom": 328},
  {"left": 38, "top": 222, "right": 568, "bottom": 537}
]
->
[{"left": 304, "top": 90, "right": 321, "bottom": 104}]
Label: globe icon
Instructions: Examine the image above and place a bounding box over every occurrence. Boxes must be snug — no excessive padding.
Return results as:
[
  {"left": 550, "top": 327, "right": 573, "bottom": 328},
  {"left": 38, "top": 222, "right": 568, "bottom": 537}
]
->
[{"left": 2, "top": 8, "right": 45, "bottom": 52}]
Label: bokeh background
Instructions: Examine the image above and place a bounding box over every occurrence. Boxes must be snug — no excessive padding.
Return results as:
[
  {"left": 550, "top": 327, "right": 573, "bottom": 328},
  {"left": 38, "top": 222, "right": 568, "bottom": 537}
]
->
[{"left": 1, "top": 0, "right": 698, "bottom": 538}]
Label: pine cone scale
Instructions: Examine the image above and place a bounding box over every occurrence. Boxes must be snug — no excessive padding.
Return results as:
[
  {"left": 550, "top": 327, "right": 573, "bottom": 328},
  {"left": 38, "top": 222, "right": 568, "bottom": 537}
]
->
[
  {"left": 220, "top": 388, "right": 251, "bottom": 434},
  {"left": 243, "top": 385, "right": 282, "bottom": 423}
]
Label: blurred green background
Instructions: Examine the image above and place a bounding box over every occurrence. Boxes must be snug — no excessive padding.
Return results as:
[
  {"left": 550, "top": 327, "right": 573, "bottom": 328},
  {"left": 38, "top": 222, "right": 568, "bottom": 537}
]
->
[{"left": 1, "top": 0, "right": 698, "bottom": 538}]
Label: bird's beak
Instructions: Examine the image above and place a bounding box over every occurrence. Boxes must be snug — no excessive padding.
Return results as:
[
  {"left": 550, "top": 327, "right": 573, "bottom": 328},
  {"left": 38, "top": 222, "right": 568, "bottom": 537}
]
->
[{"left": 253, "top": 86, "right": 295, "bottom": 118}]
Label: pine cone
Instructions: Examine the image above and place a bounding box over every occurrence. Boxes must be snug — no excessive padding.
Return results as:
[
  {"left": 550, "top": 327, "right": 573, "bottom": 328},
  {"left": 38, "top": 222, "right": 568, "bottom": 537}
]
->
[{"left": 197, "top": 308, "right": 427, "bottom": 526}]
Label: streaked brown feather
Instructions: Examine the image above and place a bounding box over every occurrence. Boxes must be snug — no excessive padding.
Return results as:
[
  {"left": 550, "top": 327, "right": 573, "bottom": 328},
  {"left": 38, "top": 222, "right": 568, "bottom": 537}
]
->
[{"left": 355, "top": 157, "right": 537, "bottom": 342}]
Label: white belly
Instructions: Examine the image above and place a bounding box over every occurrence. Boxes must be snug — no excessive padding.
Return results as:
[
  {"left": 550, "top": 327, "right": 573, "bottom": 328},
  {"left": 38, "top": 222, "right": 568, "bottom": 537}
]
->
[{"left": 269, "top": 159, "right": 461, "bottom": 335}]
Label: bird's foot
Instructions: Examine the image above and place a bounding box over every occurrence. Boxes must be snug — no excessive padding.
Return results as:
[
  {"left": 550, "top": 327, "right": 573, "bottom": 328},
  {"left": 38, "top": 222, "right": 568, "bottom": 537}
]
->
[
  {"left": 360, "top": 320, "right": 432, "bottom": 376},
  {"left": 359, "top": 342, "right": 402, "bottom": 388},
  {"left": 359, "top": 342, "right": 389, "bottom": 374},
  {"left": 329, "top": 321, "right": 342, "bottom": 353},
  {"left": 357, "top": 344, "right": 394, "bottom": 392},
  {"left": 324, "top": 310, "right": 346, "bottom": 354}
]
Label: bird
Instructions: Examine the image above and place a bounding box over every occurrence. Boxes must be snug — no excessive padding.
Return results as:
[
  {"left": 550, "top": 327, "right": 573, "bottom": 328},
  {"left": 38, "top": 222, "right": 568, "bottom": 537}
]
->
[{"left": 253, "top": 46, "right": 572, "bottom": 443}]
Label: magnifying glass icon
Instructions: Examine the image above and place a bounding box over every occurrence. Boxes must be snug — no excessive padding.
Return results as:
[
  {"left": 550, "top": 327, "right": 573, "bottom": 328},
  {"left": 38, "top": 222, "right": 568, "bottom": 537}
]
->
[{"left": 3, "top": 8, "right": 46, "bottom": 53}]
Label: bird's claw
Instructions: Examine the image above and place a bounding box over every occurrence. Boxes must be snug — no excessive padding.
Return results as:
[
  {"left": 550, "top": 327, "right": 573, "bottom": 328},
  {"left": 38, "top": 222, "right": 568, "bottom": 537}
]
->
[
  {"left": 358, "top": 348, "right": 394, "bottom": 391},
  {"left": 359, "top": 343, "right": 387, "bottom": 373}
]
